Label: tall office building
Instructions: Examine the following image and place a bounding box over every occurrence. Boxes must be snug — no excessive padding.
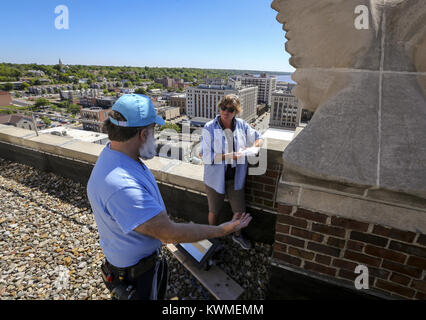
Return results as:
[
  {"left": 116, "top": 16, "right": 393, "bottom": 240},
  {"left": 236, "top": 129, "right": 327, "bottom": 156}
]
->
[
  {"left": 269, "top": 90, "right": 301, "bottom": 130},
  {"left": 186, "top": 82, "right": 258, "bottom": 122},
  {"left": 234, "top": 74, "right": 277, "bottom": 106}
]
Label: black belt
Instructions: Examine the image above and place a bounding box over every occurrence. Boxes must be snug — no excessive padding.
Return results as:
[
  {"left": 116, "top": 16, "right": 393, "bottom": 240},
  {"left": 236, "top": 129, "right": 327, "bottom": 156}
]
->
[{"left": 106, "top": 249, "right": 160, "bottom": 281}]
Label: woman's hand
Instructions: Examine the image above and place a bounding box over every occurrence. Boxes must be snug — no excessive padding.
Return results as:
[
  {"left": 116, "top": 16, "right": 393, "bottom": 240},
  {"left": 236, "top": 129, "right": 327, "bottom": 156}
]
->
[
  {"left": 222, "top": 152, "right": 243, "bottom": 161},
  {"left": 232, "top": 151, "right": 243, "bottom": 160}
]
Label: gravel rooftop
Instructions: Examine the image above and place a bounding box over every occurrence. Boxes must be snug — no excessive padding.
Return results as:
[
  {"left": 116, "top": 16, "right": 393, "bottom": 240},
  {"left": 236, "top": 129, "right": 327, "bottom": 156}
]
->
[{"left": 0, "top": 158, "right": 272, "bottom": 300}]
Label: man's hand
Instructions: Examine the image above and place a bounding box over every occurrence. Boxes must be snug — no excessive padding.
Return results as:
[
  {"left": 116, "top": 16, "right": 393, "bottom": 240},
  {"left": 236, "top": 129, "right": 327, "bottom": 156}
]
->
[
  {"left": 232, "top": 211, "right": 242, "bottom": 220},
  {"left": 219, "top": 212, "right": 252, "bottom": 235},
  {"left": 134, "top": 211, "right": 251, "bottom": 243}
]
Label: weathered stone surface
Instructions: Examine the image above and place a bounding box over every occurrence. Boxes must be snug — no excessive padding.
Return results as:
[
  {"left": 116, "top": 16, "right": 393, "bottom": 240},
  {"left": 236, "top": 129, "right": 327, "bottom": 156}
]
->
[
  {"left": 166, "top": 161, "right": 205, "bottom": 191},
  {"left": 271, "top": 0, "right": 426, "bottom": 200},
  {"left": 145, "top": 158, "right": 205, "bottom": 191},
  {"left": 281, "top": 168, "right": 367, "bottom": 197},
  {"left": 25, "top": 133, "right": 72, "bottom": 154},
  {"left": 380, "top": 73, "right": 426, "bottom": 197},
  {"left": 275, "top": 182, "right": 300, "bottom": 205},
  {"left": 0, "top": 125, "right": 36, "bottom": 145},
  {"left": 383, "top": 0, "right": 426, "bottom": 72},
  {"left": 283, "top": 72, "right": 380, "bottom": 187},
  {"left": 298, "top": 188, "right": 426, "bottom": 234},
  {"left": 59, "top": 141, "right": 103, "bottom": 164},
  {"left": 273, "top": 0, "right": 381, "bottom": 73},
  {"left": 265, "top": 138, "right": 289, "bottom": 165},
  {"left": 366, "top": 189, "right": 426, "bottom": 211}
]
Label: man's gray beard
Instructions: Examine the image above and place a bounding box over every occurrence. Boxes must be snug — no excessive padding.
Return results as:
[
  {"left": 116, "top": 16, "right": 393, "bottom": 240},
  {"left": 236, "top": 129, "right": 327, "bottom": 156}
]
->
[{"left": 139, "top": 132, "right": 157, "bottom": 160}]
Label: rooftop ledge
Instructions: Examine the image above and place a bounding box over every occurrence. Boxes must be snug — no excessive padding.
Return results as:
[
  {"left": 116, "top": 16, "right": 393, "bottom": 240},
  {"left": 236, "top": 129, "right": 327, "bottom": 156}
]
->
[
  {"left": 1, "top": 124, "right": 424, "bottom": 234},
  {"left": 0, "top": 124, "right": 288, "bottom": 193}
]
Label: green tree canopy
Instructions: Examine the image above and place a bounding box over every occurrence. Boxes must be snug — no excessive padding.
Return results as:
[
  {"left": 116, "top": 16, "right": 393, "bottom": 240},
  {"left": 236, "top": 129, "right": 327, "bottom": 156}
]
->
[
  {"left": 34, "top": 98, "right": 50, "bottom": 110},
  {"left": 2, "top": 83, "right": 13, "bottom": 91},
  {"left": 147, "top": 83, "right": 164, "bottom": 91},
  {"left": 67, "top": 104, "right": 81, "bottom": 115},
  {"left": 134, "top": 87, "right": 147, "bottom": 95},
  {"left": 41, "top": 116, "right": 51, "bottom": 126},
  {"left": 159, "top": 122, "right": 181, "bottom": 133}
]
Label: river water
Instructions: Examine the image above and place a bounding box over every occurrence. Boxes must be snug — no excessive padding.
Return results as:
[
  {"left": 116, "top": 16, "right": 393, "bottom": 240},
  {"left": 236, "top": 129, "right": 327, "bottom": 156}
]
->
[
  {"left": 275, "top": 74, "right": 295, "bottom": 83},
  {"left": 252, "top": 73, "right": 295, "bottom": 83}
]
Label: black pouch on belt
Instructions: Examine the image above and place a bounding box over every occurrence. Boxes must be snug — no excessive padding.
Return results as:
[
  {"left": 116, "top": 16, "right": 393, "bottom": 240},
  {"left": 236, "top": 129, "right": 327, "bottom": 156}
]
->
[
  {"left": 100, "top": 261, "right": 114, "bottom": 283},
  {"left": 126, "top": 250, "right": 159, "bottom": 280},
  {"left": 107, "top": 250, "right": 160, "bottom": 282}
]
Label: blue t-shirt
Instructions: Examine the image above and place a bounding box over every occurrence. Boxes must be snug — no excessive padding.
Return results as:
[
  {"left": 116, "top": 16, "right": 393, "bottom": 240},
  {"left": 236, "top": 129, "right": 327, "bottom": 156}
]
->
[{"left": 87, "top": 143, "right": 164, "bottom": 268}]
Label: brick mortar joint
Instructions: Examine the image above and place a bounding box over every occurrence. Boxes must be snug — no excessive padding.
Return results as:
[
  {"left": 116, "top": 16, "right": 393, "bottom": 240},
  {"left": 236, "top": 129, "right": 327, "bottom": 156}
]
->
[
  {"left": 271, "top": 256, "right": 415, "bottom": 300},
  {"left": 413, "top": 233, "right": 420, "bottom": 244},
  {"left": 274, "top": 260, "right": 420, "bottom": 299},
  {"left": 280, "top": 234, "right": 425, "bottom": 276},
  {"left": 281, "top": 205, "right": 426, "bottom": 242}
]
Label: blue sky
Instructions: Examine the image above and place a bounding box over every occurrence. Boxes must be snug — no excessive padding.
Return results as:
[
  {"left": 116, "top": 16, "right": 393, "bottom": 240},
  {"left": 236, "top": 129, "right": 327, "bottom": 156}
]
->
[{"left": 0, "top": 0, "right": 293, "bottom": 72}]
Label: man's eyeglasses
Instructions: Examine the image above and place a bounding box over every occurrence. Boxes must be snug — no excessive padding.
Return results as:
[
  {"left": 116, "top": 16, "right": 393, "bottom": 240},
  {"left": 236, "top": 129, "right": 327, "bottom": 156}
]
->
[{"left": 220, "top": 105, "right": 235, "bottom": 113}]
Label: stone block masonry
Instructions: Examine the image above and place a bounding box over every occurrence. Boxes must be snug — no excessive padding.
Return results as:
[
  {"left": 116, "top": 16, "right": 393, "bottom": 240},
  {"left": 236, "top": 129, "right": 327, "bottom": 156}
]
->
[
  {"left": 270, "top": 0, "right": 426, "bottom": 300},
  {"left": 272, "top": 204, "right": 426, "bottom": 300}
]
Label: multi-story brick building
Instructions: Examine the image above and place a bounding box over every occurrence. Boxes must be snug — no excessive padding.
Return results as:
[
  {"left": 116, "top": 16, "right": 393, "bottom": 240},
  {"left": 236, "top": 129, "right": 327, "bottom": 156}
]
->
[
  {"left": 80, "top": 107, "right": 110, "bottom": 133},
  {"left": 0, "top": 91, "right": 12, "bottom": 106},
  {"left": 155, "top": 77, "right": 189, "bottom": 90},
  {"left": 79, "top": 96, "right": 97, "bottom": 109}
]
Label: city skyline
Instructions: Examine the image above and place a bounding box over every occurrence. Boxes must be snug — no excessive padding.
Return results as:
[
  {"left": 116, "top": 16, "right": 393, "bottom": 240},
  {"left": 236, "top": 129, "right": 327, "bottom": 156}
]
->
[{"left": 0, "top": 0, "right": 294, "bottom": 73}]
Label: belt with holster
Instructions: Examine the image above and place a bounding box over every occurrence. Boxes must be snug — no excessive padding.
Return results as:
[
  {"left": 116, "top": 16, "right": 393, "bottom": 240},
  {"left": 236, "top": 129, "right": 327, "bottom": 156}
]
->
[{"left": 106, "top": 249, "right": 160, "bottom": 281}]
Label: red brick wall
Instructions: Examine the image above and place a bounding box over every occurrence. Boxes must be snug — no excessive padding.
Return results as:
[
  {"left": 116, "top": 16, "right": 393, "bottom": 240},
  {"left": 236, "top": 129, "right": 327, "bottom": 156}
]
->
[
  {"left": 272, "top": 204, "right": 426, "bottom": 300},
  {"left": 245, "top": 162, "right": 282, "bottom": 210}
]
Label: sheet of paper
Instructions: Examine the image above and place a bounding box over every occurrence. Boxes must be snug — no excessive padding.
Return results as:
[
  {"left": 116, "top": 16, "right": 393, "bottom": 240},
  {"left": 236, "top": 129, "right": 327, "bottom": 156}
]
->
[{"left": 238, "top": 147, "right": 260, "bottom": 157}]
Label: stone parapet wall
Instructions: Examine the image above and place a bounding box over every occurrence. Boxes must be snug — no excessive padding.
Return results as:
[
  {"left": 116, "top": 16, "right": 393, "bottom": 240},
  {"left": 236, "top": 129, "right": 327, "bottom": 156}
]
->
[
  {"left": 0, "top": 125, "right": 288, "bottom": 205},
  {"left": 0, "top": 124, "right": 103, "bottom": 164},
  {"left": 0, "top": 124, "right": 285, "bottom": 244}
]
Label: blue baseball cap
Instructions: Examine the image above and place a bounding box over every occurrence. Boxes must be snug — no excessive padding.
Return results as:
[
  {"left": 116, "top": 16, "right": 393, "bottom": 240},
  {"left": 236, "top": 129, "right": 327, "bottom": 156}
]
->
[{"left": 110, "top": 94, "right": 165, "bottom": 127}]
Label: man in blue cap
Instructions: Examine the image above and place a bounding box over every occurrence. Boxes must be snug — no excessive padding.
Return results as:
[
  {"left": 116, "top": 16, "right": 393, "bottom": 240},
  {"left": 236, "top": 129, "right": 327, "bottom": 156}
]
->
[{"left": 87, "top": 94, "right": 252, "bottom": 300}]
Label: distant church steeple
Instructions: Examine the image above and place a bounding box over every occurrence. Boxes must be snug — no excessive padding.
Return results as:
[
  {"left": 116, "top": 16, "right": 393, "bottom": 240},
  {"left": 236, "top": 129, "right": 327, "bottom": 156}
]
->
[{"left": 59, "top": 58, "right": 63, "bottom": 67}]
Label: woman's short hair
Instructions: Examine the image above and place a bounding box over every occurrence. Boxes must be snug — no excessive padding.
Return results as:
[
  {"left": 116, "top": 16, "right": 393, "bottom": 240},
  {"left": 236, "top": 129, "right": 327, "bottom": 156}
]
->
[
  {"left": 217, "top": 94, "right": 242, "bottom": 114},
  {"left": 103, "top": 110, "right": 148, "bottom": 142}
]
